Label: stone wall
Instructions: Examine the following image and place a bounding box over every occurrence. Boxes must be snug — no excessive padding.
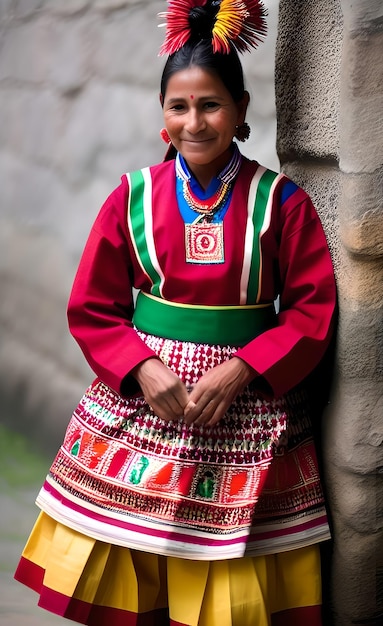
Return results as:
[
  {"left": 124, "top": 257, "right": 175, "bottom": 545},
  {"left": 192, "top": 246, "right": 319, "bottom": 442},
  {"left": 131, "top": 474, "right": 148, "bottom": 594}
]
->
[
  {"left": 0, "top": 0, "right": 279, "bottom": 449},
  {"left": 276, "top": 1, "right": 383, "bottom": 624}
]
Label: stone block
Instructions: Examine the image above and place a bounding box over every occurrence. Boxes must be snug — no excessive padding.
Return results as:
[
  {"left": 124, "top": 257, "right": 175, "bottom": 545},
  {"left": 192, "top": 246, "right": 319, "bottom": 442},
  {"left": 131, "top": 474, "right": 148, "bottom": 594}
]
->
[
  {"left": 276, "top": 0, "right": 343, "bottom": 161},
  {"left": 324, "top": 380, "right": 383, "bottom": 474},
  {"left": 0, "top": 88, "right": 26, "bottom": 155},
  {"left": 280, "top": 162, "right": 341, "bottom": 268},
  {"left": 338, "top": 169, "right": 383, "bottom": 237},
  {"left": 93, "top": 4, "right": 163, "bottom": 86},
  {"left": 336, "top": 250, "right": 383, "bottom": 308},
  {"left": 59, "top": 176, "right": 121, "bottom": 258},
  {"left": 339, "top": 31, "right": 383, "bottom": 173},
  {"left": 0, "top": 0, "right": 13, "bottom": 20},
  {"left": 48, "top": 17, "right": 96, "bottom": 94},
  {"left": 0, "top": 154, "right": 71, "bottom": 238},
  {"left": 6, "top": 88, "right": 63, "bottom": 165},
  {"left": 101, "top": 84, "right": 159, "bottom": 149},
  {"left": 330, "top": 527, "right": 383, "bottom": 626},
  {"left": 0, "top": 334, "right": 90, "bottom": 454},
  {"left": 341, "top": 0, "right": 383, "bottom": 32},
  {"left": 46, "top": 0, "right": 91, "bottom": 15},
  {"left": 326, "top": 467, "right": 382, "bottom": 534},
  {"left": 0, "top": 18, "right": 52, "bottom": 83},
  {"left": 340, "top": 207, "right": 383, "bottom": 258},
  {"left": 55, "top": 81, "right": 107, "bottom": 185},
  {"left": 93, "top": 0, "right": 129, "bottom": 9},
  {"left": 14, "top": 0, "right": 43, "bottom": 19}
]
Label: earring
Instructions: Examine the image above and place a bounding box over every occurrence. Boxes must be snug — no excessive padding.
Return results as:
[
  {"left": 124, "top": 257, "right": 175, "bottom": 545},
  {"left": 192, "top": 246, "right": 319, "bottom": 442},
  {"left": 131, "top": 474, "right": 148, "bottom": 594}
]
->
[
  {"left": 160, "top": 128, "right": 171, "bottom": 144},
  {"left": 235, "top": 122, "right": 251, "bottom": 142}
]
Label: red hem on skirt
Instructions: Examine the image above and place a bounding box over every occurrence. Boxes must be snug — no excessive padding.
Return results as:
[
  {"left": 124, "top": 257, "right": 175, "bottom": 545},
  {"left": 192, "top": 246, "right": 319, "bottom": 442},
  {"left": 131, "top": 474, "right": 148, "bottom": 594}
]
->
[
  {"left": 14, "top": 556, "right": 170, "bottom": 626},
  {"left": 271, "top": 605, "right": 322, "bottom": 626},
  {"left": 15, "top": 556, "right": 322, "bottom": 626},
  {"left": 40, "top": 589, "right": 170, "bottom": 626},
  {"left": 14, "top": 556, "right": 44, "bottom": 593}
]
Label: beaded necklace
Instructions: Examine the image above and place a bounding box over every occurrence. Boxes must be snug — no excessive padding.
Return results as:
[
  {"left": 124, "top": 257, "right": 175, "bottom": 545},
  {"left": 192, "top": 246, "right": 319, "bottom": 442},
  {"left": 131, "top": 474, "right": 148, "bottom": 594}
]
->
[
  {"left": 182, "top": 178, "right": 231, "bottom": 217},
  {"left": 176, "top": 145, "right": 241, "bottom": 219},
  {"left": 176, "top": 146, "right": 242, "bottom": 264}
]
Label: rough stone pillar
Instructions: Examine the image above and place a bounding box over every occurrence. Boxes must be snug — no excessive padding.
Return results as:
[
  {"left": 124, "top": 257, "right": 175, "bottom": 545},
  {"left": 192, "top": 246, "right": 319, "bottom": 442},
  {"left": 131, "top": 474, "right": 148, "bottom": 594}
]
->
[
  {"left": 275, "top": 1, "right": 383, "bottom": 624},
  {"left": 324, "top": 2, "right": 383, "bottom": 624}
]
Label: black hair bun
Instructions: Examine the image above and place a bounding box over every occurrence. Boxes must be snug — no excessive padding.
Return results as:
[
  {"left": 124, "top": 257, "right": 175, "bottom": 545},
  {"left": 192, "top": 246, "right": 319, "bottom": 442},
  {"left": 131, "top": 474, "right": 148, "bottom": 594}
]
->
[{"left": 189, "top": 1, "right": 219, "bottom": 40}]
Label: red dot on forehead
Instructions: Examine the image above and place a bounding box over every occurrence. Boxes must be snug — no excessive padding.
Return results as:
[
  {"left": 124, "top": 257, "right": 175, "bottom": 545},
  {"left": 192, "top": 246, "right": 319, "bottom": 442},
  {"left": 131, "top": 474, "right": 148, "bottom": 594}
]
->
[{"left": 190, "top": 94, "right": 194, "bottom": 99}]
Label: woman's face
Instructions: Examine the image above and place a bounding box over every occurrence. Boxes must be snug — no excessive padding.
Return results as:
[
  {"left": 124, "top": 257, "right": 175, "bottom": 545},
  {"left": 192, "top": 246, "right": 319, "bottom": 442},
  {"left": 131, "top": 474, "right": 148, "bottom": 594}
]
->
[{"left": 161, "top": 65, "right": 249, "bottom": 186}]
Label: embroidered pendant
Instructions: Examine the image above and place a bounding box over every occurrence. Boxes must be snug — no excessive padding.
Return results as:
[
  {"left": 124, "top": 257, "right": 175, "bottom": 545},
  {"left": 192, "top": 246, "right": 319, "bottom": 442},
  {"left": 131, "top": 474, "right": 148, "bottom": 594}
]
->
[{"left": 185, "top": 221, "right": 224, "bottom": 264}]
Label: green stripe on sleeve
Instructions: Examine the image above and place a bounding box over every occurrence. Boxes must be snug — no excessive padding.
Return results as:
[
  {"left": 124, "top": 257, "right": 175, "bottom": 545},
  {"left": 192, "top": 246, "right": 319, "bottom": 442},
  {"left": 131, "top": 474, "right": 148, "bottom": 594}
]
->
[
  {"left": 247, "top": 169, "right": 279, "bottom": 303},
  {"left": 128, "top": 169, "right": 162, "bottom": 296}
]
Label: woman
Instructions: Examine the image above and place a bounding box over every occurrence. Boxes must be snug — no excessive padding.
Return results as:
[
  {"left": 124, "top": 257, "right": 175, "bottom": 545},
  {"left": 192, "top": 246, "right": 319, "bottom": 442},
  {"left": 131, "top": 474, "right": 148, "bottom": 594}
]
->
[{"left": 15, "top": 1, "right": 336, "bottom": 625}]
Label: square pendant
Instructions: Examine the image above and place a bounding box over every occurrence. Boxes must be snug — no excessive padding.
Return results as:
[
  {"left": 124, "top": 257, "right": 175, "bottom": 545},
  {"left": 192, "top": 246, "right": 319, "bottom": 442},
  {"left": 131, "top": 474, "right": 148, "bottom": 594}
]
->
[{"left": 185, "top": 222, "right": 224, "bottom": 264}]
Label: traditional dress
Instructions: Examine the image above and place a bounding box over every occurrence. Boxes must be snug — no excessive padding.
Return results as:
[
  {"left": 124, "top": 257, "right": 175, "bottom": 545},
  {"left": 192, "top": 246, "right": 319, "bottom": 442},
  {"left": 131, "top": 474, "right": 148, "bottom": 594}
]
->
[{"left": 15, "top": 148, "right": 336, "bottom": 626}]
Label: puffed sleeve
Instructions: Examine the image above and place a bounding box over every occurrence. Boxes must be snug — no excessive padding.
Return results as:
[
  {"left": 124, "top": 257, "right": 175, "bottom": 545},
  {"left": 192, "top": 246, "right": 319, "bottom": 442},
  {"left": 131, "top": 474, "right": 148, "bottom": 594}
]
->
[
  {"left": 235, "top": 184, "right": 337, "bottom": 398},
  {"left": 67, "top": 176, "right": 157, "bottom": 394}
]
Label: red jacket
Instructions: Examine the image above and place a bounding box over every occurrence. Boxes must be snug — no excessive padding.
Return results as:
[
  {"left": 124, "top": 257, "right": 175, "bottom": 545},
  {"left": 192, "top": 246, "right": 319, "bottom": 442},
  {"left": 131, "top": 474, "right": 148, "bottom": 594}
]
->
[{"left": 68, "top": 157, "right": 336, "bottom": 398}]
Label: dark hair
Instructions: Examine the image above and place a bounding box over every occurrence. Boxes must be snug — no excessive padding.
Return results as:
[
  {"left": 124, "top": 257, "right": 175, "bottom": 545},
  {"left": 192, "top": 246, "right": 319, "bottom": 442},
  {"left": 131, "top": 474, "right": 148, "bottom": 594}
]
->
[{"left": 160, "top": 39, "right": 246, "bottom": 103}]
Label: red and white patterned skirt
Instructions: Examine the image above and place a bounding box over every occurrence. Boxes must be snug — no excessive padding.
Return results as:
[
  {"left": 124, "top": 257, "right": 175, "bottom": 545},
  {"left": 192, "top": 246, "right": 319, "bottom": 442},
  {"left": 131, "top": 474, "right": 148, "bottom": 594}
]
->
[{"left": 33, "top": 331, "right": 329, "bottom": 560}]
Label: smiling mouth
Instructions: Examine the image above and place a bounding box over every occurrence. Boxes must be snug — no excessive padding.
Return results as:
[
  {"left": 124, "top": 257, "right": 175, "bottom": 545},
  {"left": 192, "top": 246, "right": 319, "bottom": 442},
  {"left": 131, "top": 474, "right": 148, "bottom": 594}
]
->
[{"left": 183, "top": 138, "right": 212, "bottom": 143}]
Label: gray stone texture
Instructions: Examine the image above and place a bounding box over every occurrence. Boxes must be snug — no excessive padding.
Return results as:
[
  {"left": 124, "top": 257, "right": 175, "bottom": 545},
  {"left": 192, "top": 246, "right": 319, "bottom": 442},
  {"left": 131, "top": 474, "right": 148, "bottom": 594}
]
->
[{"left": 276, "top": 1, "right": 383, "bottom": 624}]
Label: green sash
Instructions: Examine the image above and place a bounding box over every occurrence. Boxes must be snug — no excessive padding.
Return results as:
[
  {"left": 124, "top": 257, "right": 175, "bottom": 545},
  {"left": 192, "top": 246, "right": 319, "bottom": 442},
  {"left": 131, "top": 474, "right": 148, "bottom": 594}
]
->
[{"left": 133, "top": 292, "right": 275, "bottom": 346}]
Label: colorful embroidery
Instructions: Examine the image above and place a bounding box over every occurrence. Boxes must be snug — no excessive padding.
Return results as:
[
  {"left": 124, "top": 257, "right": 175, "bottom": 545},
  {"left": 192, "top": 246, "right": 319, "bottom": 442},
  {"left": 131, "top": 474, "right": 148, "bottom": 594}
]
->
[
  {"left": 36, "top": 333, "right": 329, "bottom": 560},
  {"left": 185, "top": 222, "right": 224, "bottom": 264},
  {"left": 195, "top": 470, "right": 216, "bottom": 499},
  {"left": 129, "top": 456, "right": 149, "bottom": 485}
]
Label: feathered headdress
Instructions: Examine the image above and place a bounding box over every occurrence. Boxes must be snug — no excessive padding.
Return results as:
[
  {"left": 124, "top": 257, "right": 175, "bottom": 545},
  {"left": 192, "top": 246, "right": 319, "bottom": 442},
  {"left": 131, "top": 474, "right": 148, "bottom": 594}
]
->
[{"left": 158, "top": 0, "right": 267, "bottom": 56}]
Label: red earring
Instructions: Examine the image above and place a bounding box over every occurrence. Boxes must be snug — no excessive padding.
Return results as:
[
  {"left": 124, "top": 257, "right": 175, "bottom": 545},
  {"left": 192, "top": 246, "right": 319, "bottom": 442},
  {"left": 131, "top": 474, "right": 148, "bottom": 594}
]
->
[{"left": 160, "top": 128, "right": 171, "bottom": 144}]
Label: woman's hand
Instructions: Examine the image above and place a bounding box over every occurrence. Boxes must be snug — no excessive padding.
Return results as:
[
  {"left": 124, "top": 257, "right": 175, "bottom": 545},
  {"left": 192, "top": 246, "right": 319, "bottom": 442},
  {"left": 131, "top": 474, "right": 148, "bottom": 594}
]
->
[
  {"left": 183, "top": 357, "right": 255, "bottom": 428},
  {"left": 131, "top": 357, "right": 190, "bottom": 422}
]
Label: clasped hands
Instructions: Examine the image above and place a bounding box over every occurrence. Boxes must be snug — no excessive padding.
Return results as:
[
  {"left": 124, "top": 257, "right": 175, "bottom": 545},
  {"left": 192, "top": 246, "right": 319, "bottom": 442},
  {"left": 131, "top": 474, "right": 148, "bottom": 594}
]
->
[{"left": 132, "top": 356, "right": 255, "bottom": 428}]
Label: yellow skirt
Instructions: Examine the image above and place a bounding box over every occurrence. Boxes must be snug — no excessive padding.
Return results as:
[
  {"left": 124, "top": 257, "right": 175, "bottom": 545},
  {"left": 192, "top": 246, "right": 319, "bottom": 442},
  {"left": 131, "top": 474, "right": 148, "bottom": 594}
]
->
[{"left": 15, "top": 512, "right": 323, "bottom": 626}]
